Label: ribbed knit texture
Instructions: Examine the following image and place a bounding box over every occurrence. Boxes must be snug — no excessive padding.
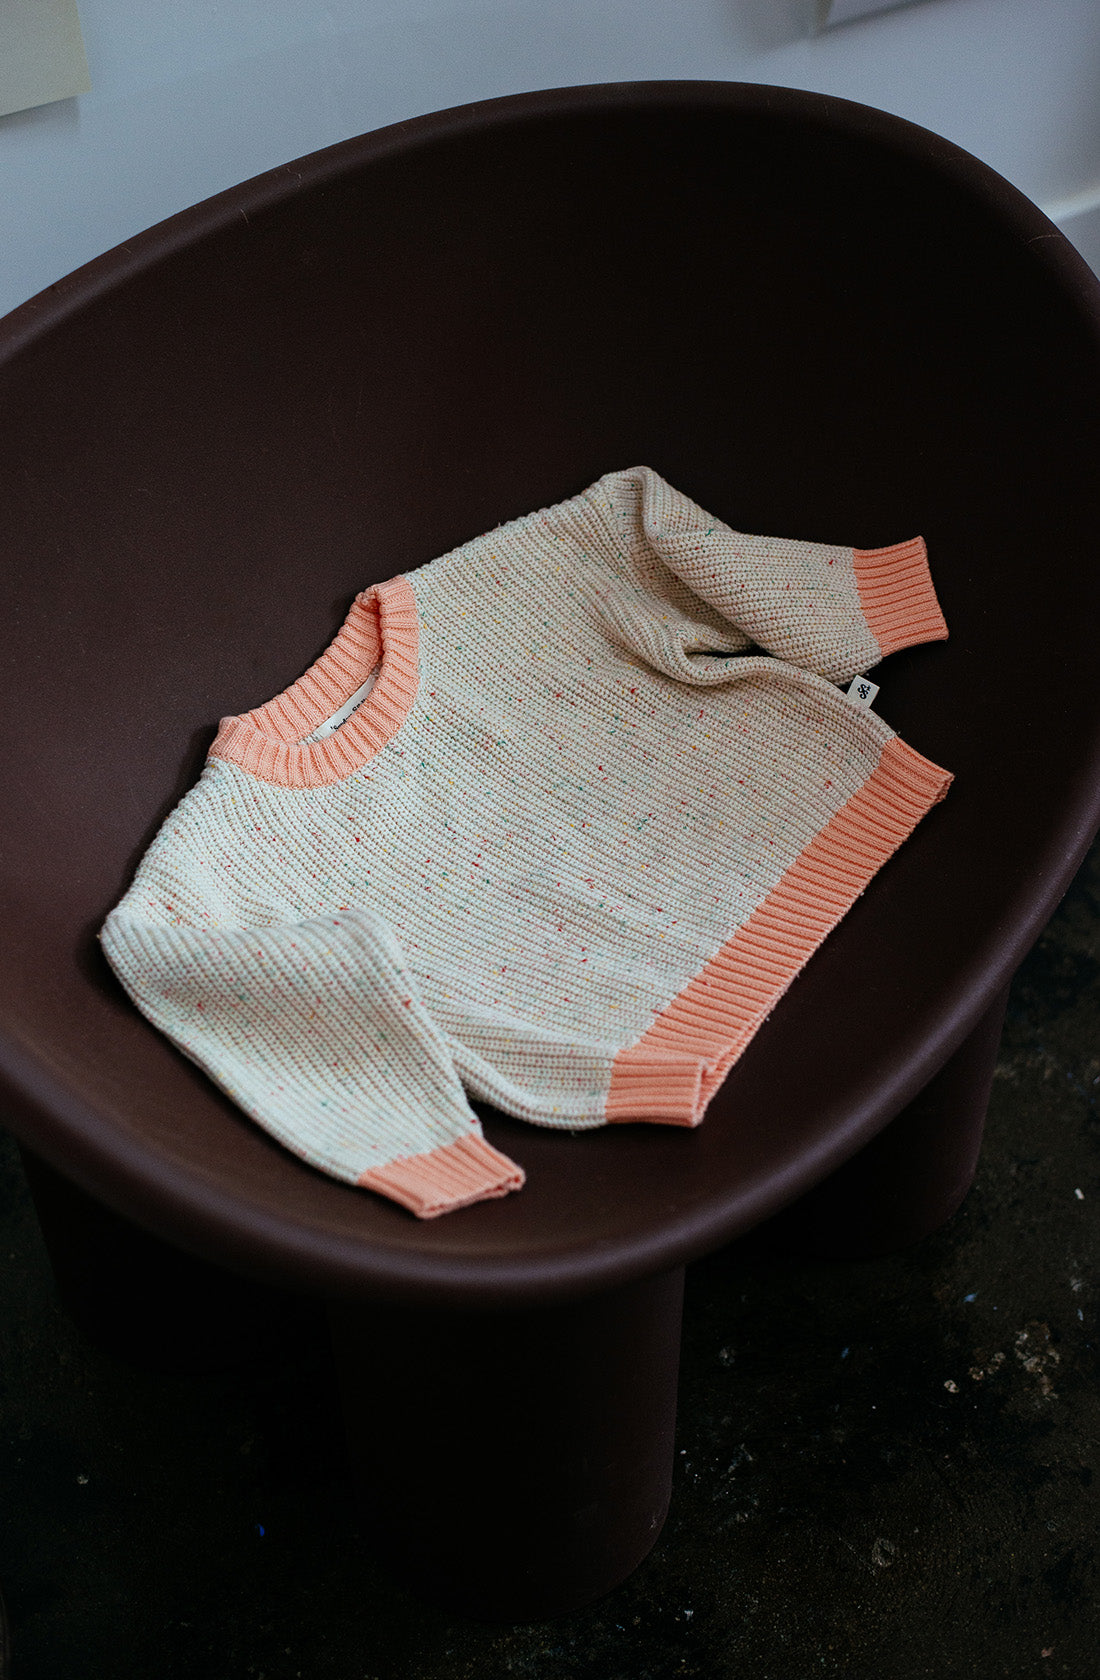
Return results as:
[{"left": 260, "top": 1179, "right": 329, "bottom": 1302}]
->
[{"left": 101, "top": 467, "right": 951, "bottom": 1217}]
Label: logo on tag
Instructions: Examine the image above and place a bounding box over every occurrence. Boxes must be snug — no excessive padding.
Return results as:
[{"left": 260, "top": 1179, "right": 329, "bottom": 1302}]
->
[{"left": 846, "top": 675, "right": 880, "bottom": 709}]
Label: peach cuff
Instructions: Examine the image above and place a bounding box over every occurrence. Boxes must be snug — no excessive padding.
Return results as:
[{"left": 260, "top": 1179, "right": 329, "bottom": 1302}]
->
[
  {"left": 358, "top": 1132, "right": 525, "bottom": 1217},
  {"left": 852, "top": 536, "right": 948, "bottom": 659}
]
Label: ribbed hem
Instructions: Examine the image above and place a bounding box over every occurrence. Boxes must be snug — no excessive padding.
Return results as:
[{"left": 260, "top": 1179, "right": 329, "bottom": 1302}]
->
[
  {"left": 357, "top": 1133, "right": 525, "bottom": 1218},
  {"left": 606, "top": 736, "right": 952, "bottom": 1126},
  {"left": 852, "top": 537, "right": 948, "bottom": 659},
  {"left": 210, "top": 575, "right": 419, "bottom": 786}
]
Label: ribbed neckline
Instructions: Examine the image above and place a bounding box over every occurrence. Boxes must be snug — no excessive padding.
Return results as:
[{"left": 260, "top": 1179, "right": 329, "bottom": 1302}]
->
[{"left": 209, "top": 575, "right": 419, "bottom": 787}]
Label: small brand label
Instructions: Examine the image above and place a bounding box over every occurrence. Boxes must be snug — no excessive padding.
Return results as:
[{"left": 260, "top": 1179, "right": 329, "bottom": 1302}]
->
[
  {"left": 846, "top": 675, "right": 880, "bottom": 709},
  {"left": 306, "top": 672, "right": 378, "bottom": 741}
]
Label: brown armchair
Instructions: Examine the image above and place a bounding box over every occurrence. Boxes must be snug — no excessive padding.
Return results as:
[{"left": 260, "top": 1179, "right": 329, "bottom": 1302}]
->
[{"left": 3, "top": 82, "right": 1099, "bottom": 1620}]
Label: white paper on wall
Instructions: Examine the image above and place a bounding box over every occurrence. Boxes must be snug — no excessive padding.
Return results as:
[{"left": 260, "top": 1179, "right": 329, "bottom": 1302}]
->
[{"left": 0, "top": 0, "right": 90, "bottom": 120}]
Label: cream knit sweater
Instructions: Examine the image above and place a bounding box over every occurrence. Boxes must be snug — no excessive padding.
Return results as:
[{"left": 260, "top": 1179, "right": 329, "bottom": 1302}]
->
[{"left": 101, "top": 467, "right": 951, "bottom": 1217}]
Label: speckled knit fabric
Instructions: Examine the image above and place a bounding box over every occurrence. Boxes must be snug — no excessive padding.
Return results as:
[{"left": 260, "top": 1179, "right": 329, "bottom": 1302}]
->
[{"left": 101, "top": 466, "right": 951, "bottom": 1217}]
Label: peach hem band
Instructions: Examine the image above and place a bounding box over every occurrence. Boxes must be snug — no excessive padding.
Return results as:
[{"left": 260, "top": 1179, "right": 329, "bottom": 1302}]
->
[
  {"left": 852, "top": 537, "right": 948, "bottom": 659},
  {"left": 606, "top": 736, "right": 952, "bottom": 1126},
  {"left": 209, "top": 575, "right": 419, "bottom": 787},
  {"left": 358, "top": 1132, "right": 525, "bottom": 1218}
]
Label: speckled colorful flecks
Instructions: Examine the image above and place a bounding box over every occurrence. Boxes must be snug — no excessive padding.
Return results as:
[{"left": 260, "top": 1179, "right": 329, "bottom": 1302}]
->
[{"left": 101, "top": 466, "right": 951, "bottom": 1217}]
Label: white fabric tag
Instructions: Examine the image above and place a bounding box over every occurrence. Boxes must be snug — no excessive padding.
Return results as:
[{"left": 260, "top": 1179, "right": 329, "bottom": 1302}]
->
[
  {"left": 305, "top": 672, "right": 378, "bottom": 741},
  {"left": 846, "top": 675, "right": 880, "bottom": 709}
]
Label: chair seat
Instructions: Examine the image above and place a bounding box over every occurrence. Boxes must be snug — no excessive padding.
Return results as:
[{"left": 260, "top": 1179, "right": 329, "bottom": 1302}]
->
[{"left": 3, "top": 81, "right": 1100, "bottom": 1311}]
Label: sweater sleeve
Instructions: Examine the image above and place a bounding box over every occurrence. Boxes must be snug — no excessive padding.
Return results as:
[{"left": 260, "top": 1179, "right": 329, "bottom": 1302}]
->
[
  {"left": 100, "top": 904, "right": 524, "bottom": 1218},
  {"left": 583, "top": 466, "right": 948, "bottom": 686}
]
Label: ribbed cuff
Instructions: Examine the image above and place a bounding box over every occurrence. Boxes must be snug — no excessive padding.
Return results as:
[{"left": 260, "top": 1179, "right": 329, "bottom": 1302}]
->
[
  {"left": 358, "top": 1132, "right": 525, "bottom": 1218},
  {"left": 852, "top": 536, "right": 948, "bottom": 658},
  {"left": 604, "top": 1048, "right": 707, "bottom": 1126}
]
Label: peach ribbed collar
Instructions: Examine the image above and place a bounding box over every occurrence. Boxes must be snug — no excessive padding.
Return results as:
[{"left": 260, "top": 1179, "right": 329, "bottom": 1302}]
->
[{"left": 209, "top": 576, "right": 419, "bottom": 787}]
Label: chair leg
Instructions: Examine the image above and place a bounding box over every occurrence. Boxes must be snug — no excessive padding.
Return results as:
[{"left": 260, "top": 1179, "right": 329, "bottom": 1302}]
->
[
  {"left": 18, "top": 1149, "right": 317, "bottom": 1372},
  {"left": 758, "top": 985, "right": 1011, "bottom": 1260},
  {"left": 328, "top": 1266, "right": 685, "bottom": 1621}
]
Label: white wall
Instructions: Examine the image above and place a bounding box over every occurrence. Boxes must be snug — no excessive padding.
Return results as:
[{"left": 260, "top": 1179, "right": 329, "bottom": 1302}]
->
[{"left": 2, "top": 0, "right": 1099, "bottom": 318}]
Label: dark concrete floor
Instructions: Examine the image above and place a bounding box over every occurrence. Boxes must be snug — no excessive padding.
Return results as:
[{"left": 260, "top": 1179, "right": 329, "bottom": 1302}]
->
[{"left": 1, "top": 839, "right": 1098, "bottom": 1679}]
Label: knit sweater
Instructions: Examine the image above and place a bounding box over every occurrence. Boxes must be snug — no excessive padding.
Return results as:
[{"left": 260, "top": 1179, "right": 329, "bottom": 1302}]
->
[{"left": 101, "top": 467, "right": 951, "bottom": 1218}]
